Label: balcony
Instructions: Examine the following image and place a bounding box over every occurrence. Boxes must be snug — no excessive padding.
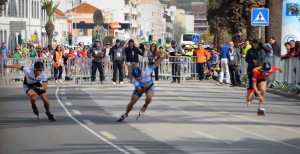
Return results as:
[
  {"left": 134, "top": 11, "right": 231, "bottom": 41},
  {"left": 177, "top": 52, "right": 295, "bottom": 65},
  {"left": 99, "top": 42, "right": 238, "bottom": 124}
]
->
[
  {"left": 131, "top": 8, "right": 138, "bottom": 16},
  {"left": 194, "top": 23, "right": 210, "bottom": 28},
  {"left": 131, "top": 20, "right": 138, "bottom": 28},
  {"left": 124, "top": 5, "right": 130, "bottom": 14}
]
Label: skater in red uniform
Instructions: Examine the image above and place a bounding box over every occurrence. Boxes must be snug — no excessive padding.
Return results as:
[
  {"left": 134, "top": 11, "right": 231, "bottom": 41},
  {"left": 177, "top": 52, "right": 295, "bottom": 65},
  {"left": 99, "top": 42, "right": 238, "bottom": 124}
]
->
[{"left": 246, "top": 61, "right": 283, "bottom": 115}]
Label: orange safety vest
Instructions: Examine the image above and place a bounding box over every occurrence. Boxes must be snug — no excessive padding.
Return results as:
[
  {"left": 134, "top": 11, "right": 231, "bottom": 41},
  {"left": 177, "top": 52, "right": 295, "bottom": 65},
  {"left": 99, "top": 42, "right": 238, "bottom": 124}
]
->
[
  {"left": 195, "top": 48, "right": 210, "bottom": 63},
  {"left": 54, "top": 51, "right": 63, "bottom": 67}
]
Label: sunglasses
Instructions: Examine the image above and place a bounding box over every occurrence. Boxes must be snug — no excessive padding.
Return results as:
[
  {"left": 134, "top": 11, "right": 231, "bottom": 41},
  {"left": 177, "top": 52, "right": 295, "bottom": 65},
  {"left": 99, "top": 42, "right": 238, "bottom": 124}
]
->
[{"left": 35, "top": 69, "right": 43, "bottom": 72}]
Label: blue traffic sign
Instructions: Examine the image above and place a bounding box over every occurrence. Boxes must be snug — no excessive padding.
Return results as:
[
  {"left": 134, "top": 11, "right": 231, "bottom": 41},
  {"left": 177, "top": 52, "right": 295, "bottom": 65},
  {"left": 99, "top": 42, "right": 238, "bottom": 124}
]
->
[
  {"left": 251, "top": 8, "right": 269, "bottom": 26},
  {"left": 192, "top": 35, "right": 200, "bottom": 44}
]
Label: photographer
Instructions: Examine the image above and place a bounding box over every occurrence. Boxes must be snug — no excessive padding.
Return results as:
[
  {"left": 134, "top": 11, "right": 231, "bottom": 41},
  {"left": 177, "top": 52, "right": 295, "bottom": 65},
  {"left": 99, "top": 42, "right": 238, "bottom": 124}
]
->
[{"left": 88, "top": 40, "right": 105, "bottom": 84}]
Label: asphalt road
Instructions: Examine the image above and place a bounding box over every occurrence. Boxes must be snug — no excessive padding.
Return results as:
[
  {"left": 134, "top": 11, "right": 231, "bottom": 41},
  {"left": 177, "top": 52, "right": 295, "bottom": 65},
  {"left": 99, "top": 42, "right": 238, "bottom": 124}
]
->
[{"left": 1, "top": 81, "right": 300, "bottom": 154}]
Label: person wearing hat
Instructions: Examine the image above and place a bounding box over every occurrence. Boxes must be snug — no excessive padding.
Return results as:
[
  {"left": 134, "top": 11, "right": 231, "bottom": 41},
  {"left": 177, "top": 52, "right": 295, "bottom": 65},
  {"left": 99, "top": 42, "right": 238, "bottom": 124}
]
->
[
  {"left": 109, "top": 39, "right": 126, "bottom": 84},
  {"left": 247, "top": 62, "right": 283, "bottom": 116},
  {"left": 88, "top": 39, "right": 105, "bottom": 84}
]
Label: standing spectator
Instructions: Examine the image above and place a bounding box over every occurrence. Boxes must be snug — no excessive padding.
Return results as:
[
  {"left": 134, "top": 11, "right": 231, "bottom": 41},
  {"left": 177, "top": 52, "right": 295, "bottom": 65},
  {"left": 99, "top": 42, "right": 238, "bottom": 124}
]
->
[
  {"left": 53, "top": 45, "right": 64, "bottom": 82},
  {"left": 37, "top": 45, "right": 43, "bottom": 58},
  {"left": 259, "top": 38, "right": 272, "bottom": 62},
  {"left": 29, "top": 45, "right": 37, "bottom": 58},
  {"left": 88, "top": 40, "right": 105, "bottom": 85},
  {"left": 125, "top": 39, "right": 144, "bottom": 82},
  {"left": 147, "top": 43, "right": 159, "bottom": 82},
  {"left": 169, "top": 40, "right": 183, "bottom": 83},
  {"left": 227, "top": 41, "right": 241, "bottom": 87},
  {"left": 103, "top": 43, "right": 112, "bottom": 75},
  {"left": 268, "top": 37, "right": 281, "bottom": 57},
  {"left": 1, "top": 42, "right": 8, "bottom": 65},
  {"left": 219, "top": 42, "right": 230, "bottom": 85},
  {"left": 241, "top": 39, "right": 252, "bottom": 58},
  {"left": 138, "top": 43, "right": 146, "bottom": 69},
  {"left": 109, "top": 39, "right": 126, "bottom": 85},
  {"left": 194, "top": 43, "right": 210, "bottom": 81},
  {"left": 13, "top": 47, "right": 21, "bottom": 64},
  {"left": 246, "top": 39, "right": 265, "bottom": 94}
]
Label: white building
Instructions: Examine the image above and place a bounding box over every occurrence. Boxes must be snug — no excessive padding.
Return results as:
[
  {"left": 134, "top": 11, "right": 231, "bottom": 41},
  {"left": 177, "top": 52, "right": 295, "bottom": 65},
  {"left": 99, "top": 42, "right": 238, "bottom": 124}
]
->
[
  {"left": 0, "top": 0, "right": 47, "bottom": 52},
  {"left": 137, "top": 0, "right": 164, "bottom": 43}
]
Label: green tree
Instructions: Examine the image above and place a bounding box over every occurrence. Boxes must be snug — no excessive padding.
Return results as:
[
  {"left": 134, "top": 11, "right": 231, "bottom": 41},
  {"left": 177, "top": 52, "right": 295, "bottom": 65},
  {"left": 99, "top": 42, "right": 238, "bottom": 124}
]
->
[{"left": 41, "top": 0, "right": 60, "bottom": 46}]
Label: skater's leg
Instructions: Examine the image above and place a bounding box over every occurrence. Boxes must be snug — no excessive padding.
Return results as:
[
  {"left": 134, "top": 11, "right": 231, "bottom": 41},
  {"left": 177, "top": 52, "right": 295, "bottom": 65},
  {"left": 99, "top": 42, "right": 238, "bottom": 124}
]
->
[
  {"left": 125, "top": 95, "right": 140, "bottom": 116},
  {"left": 144, "top": 89, "right": 154, "bottom": 106},
  {"left": 258, "top": 82, "right": 267, "bottom": 107},
  {"left": 39, "top": 93, "right": 50, "bottom": 112},
  {"left": 26, "top": 89, "right": 37, "bottom": 106}
]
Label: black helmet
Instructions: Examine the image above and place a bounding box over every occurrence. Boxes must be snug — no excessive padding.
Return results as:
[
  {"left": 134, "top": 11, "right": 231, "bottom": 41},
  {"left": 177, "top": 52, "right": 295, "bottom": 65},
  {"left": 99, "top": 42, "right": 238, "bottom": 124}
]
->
[
  {"left": 262, "top": 61, "right": 271, "bottom": 73},
  {"left": 34, "top": 61, "right": 44, "bottom": 71},
  {"left": 132, "top": 67, "right": 142, "bottom": 78}
]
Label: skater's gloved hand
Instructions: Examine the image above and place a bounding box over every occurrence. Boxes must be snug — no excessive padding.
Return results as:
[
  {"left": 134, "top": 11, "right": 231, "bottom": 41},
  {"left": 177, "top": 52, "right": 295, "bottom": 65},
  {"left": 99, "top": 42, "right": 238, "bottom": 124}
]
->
[{"left": 34, "top": 86, "right": 40, "bottom": 92}]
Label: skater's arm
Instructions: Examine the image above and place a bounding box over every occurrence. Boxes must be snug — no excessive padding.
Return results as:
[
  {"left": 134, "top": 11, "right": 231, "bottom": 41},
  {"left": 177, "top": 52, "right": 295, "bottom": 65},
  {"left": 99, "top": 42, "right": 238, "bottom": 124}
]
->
[
  {"left": 3, "top": 64, "right": 22, "bottom": 70},
  {"left": 153, "top": 54, "right": 169, "bottom": 68}
]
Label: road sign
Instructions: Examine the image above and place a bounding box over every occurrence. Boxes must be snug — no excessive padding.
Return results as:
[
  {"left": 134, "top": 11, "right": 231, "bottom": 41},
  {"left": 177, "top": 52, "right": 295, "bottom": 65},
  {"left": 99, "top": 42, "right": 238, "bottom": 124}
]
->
[
  {"left": 192, "top": 35, "right": 200, "bottom": 44},
  {"left": 251, "top": 8, "right": 269, "bottom": 26}
]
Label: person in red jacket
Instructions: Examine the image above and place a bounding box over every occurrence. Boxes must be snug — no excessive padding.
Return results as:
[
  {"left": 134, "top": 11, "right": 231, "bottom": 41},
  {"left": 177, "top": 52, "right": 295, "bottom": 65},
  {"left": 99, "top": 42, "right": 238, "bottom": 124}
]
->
[{"left": 247, "top": 62, "right": 283, "bottom": 116}]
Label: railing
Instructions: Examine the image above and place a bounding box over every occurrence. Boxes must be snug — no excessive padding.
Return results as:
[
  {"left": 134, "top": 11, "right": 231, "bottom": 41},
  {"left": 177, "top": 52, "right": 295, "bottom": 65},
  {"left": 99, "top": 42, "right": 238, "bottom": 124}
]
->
[{"left": 1, "top": 56, "right": 299, "bottom": 95}]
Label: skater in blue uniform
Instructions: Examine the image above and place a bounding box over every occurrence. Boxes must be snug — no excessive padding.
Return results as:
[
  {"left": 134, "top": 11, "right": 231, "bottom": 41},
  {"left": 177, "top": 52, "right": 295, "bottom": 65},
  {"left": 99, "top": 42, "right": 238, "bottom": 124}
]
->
[{"left": 117, "top": 53, "right": 170, "bottom": 122}]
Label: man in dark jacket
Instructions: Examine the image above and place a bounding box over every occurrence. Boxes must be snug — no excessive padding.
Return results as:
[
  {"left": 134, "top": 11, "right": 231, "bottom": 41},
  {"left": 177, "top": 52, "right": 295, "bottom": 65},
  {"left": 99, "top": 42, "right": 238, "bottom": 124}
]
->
[
  {"left": 268, "top": 37, "right": 281, "bottom": 57},
  {"left": 125, "top": 39, "right": 144, "bottom": 81},
  {"left": 109, "top": 39, "right": 126, "bottom": 84},
  {"left": 88, "top": 40, "right": 105, "bottom": 84},
  {"left": 245, "top": 39, "right": 265, "bottom": 96},
  {"left": 227, "top": 41, "right": 241, "bottom": 87}
]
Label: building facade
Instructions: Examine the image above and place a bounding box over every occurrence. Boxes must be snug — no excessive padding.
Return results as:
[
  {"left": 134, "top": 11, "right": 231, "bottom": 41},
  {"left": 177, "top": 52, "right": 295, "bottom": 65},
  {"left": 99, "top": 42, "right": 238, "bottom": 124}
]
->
[
  {"left": 0, "top": 0, "right": 47, "bottom": 52},
  {"left": 187, "top": 1, "right": 209, "bottom": 35}
]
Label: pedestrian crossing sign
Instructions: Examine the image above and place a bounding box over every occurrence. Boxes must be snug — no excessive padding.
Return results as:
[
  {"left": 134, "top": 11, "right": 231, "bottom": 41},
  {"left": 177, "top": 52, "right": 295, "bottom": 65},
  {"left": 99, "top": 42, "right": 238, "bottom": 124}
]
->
[{"left": 251, "top": 8, "right": 269, "bottom": 26}]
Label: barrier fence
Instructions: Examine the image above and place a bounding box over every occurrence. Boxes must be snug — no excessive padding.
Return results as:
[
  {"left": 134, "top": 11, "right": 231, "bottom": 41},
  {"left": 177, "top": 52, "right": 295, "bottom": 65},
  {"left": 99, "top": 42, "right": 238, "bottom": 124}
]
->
[{"left": 0, "top": 56, "right": 299, "bottom": 95}]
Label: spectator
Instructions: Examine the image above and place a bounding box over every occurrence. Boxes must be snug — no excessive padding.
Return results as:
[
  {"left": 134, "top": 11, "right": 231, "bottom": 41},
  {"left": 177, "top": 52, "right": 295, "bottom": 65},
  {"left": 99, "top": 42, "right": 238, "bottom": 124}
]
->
[
  {"left": 147, "top": 43, "right": 159, "bottom": 82},
  {"left": 282, "top": 40, "right": 298, "bottom": 59},
  {"left": 226, "top": 41, "right": 241, "bottom": 87},
  {"left": 13, "top": 47, "right": 21, "bottom": 64},
  {"left": 37, "top": 45, "right": 43, "bottom": 58},
  {"left": 246, "top": 39, "right": 265, "bottom": 94},
  {"left": 125, "top": 39, "right": 144, "bottom": 82},
  {"left": 53, "top": 45, "right": 64, "bottom": 82},
  {"left": 194, "top": 43, "right": 210, "bottom": 81},
  {"left": 259, "top": 38, "right": 272, "bottom": 62},
  {"left": 138, "top": 43, "right": 146, "bottom": 69},
  {"left": 1, "top": 42, "right": 8, "bottom": 65},
  {"left": 109, "top": 39, "right": 126, "bottom": 84},
  {"left": 103, "top": 43, "right": 112, "bottom": 75},
  {"left": 169, "top": 40, "right": 183, "bottom": 83},
  {"left": 29, "top": 45, "right": 37, "bottom": 58},
  {"left": 88, "top": 40, "right": 105, "bottom": 85},
  {"left": 241, "top": 39, "right": 252, "bottom": 58},
  {"left": 219, "top": 42, "right": 230, "bottom": 85},
  {"left": 268, "top": 37, "right": 281, "bottom": 57}
]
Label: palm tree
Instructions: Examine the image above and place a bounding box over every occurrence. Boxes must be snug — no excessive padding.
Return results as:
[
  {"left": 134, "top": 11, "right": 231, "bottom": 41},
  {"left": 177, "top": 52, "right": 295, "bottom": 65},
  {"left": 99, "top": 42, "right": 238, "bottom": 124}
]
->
[
  {"left": 0, "top": 0, "right": 8, "bottom": 12},
  {"left": 41, "top": 0, "right": 59, "bottom": 46}
]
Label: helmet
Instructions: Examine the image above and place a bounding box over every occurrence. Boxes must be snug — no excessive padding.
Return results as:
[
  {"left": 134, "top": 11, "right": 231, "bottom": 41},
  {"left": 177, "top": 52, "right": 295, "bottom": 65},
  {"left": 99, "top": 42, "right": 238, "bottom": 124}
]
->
[
  {"left": 34, "top": 61, "right": 44, "bottom": 71},
  {"left": 262, "top": 62, "right": 271, "bottom": 73},
  {"left": 132, "top": 67, "right": 142, "bottom": 78}
]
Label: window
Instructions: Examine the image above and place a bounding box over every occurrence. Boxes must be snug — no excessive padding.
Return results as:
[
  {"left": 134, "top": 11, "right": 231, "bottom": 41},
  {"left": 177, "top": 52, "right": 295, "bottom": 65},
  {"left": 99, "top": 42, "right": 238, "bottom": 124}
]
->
[
  {"left": 25, "top": 0, "right": 28, "bottom": 17},
  {"left": 0, "top": 30, "right": 3, "bottom": 44},
  {"left": 4, "top": 30, "right": 7, "bottom": 44},
  {"left": 37, "top": 1, "right": 39, "bottom": 19},
  {"left": 8, "top": 0, "right": 17, "bottom": 17},
  {"left": 18, "top": 0, "right": 21, "bottom": 17}
]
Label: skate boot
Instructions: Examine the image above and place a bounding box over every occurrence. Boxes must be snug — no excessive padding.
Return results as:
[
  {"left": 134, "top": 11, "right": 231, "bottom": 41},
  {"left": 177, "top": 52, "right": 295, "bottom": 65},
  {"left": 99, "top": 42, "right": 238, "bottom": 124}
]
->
[
  {"left": 257, "top": 108, "right": 266, "bottom": 116},
  {"left": 46, "top": 111, "right": 56, "bottom": 121},
  {"left": 116, "top": 114, "right": 128, "bottom": 122},
  {"left": 136, "top": 104, "right": 148, "bottom": 120},
  {"left": 32, "top": 105, "right": 39, "bottom": 119},
  {"left": 247, "top": 101, "right": 252, "bottom": 107}
]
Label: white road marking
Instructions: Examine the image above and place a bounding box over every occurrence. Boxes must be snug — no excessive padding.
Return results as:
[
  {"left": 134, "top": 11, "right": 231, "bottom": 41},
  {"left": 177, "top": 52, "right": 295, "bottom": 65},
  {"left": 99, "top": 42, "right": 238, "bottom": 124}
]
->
[
  {"left": 61, "top": 89, "right": 65, "bottom": 91},
  {"left": 55, "top": 87, "right": 130, "bottom": 154},
  {"left": 154, "top": 97, "right": 300, "bottom": 150},
  {"left": 62, "top": 97, "right": 67, "bottom": 100},
  {"left": 65, "top": 102, "right": 72, "bottom": 106},
  {"left": 99, "top": 131, "right": 117, "bottom": 140},
  {"left": 193, "top": 131, "right": 232, "bottom": 144},
  {"left": 60, "top": 92, "right": 65, "bottom": 95},
  {"left": 83, "top": 119, "right": 95, "bottom": 126},
  {"left": 72, "top": 110, "right": 82, "bottom": 115},
  {"left": 124, "top": 146, "right": 145, "bottom": 154}
]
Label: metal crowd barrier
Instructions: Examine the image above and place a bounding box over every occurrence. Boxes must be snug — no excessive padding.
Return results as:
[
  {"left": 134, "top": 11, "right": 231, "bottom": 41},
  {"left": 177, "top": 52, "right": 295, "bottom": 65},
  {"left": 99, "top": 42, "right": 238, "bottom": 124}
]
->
[{"left": 1, "top": 56, "right": 299, "bottom": 95}]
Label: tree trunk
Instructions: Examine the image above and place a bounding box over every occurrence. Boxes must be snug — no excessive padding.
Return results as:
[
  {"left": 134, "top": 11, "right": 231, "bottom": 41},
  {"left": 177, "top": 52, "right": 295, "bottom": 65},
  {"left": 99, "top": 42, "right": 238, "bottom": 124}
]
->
[{"left": 45, "top": 20, "right": 54, "bottom": 46}]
